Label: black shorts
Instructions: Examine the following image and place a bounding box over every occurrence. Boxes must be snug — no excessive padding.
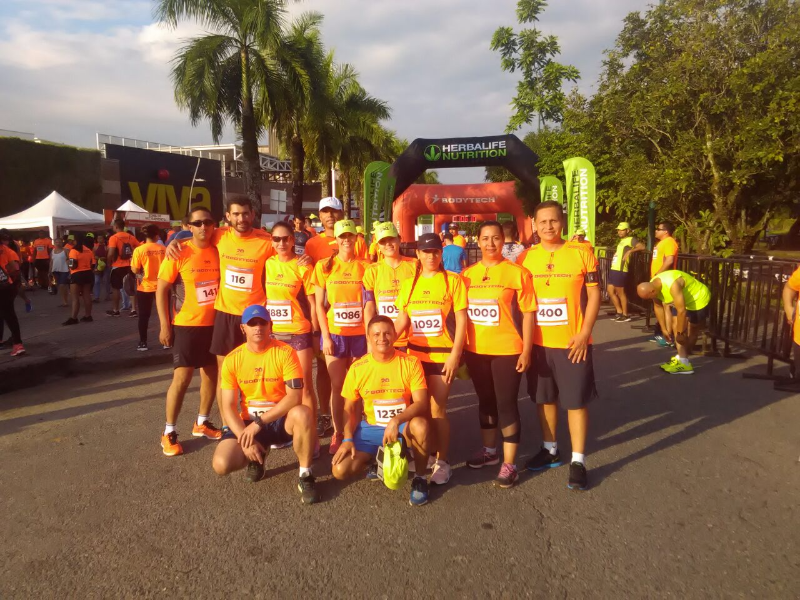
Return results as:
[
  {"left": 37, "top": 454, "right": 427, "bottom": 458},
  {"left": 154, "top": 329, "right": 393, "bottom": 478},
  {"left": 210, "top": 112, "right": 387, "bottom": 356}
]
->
[
  {"left": 110, "top": 266, "right": 131, "bottom": 290},
  {"left": 221, "top": 416, "right": 291, "bottom": 447},
  {"left": 173, "top": 325, "right": 216, "bottom": 369},
  {"left": 670, "top": 304, "right": 709, "bottom": 324},
  {"left": 209, "top": 310, "right": 245, "bottom": 357},
  {"left": 69, "top": 270, "right": 93, "bottom": 286},
  {"left": 34, "top": 258, "right": 50, "bottom": 273},
  {"left": 526, "top": 345, "right": 597, "bottom": 410},
  {"left": 422, "top": 361, "right": 446, "bottom": 377},
  {"left": 273, "top": 331, "right": 313, "bottom": 351},
  {"left": 608, "top": 269, "right": 628, "bottom": 287}
]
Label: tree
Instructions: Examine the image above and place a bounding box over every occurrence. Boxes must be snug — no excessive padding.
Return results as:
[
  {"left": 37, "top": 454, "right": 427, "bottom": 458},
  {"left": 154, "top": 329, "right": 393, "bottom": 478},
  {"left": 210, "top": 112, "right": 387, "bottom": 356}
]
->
[
  {"left": 156, "top": 0, "right": 301, "bottom": 220},
  {"left": 491, "top": 0, "right": 580, "bottom": 132}
]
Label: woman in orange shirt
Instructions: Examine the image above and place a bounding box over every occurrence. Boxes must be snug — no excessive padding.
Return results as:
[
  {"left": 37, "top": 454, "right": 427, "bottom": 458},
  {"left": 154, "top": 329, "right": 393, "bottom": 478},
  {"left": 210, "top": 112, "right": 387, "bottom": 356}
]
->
[
  {"left": 63, "top": 234, "right": 96, "bottom": 325},
  {"left": 313, "top": 220, "right": 369, "bottom": 455}
]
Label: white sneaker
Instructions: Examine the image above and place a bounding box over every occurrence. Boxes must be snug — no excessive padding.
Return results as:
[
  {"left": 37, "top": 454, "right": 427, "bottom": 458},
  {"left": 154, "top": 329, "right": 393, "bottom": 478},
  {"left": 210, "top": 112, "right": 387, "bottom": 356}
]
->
[
  {"left": 427, "top": 454, "right": 437, "bottom": 471},
  {"left": 430, "top": 459, "right": 451, "bottom": 485}
]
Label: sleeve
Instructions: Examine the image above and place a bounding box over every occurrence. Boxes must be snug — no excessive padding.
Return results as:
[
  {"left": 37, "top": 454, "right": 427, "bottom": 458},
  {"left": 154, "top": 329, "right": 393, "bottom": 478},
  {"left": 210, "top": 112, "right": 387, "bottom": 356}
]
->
[
  {"left": 69, "top": 249, "right": 78, "bottom": 260},
  {"left": 517, "top": 268, "right": 537, "bottom": 313},
  {"left": 312, "top": 261, "right": 326, "bottom": 288},
  {"left": 450, "top": 274, "right": 468, "bottom": 311},
  {"left": 788, "top": 267, "right": 800, "bottom": 292},
  {"left": 130, "top": 248, "right": 141, "bottom": 271},
  {"left": 631, "top": 236, "right": 640, "bottom": 247},
  {"left": 516, "top": 248, "right": 529, "bottom": 265},
  {"left": 131, "top": 235, "right": 141, "bottom": 249},
  {"left": 582, "top": 248, "right": 600, "bottom": 287},
  {"left": 300, "top": 265, "right": 315, "bottom": 295},
  {"left": 158, "top": 257, "right": 180, "bottom": 283},
  {"left": 210, "top": 228, "right": 225, "bottom": 246},
  {"left": 362, "top": 265, "right": 376, "bottom": 291},
  {"left": 395, "top": 278, "right": 411, "bottom": 313},
  {"left": 340, "top": 363, "right": 361, "bottom": 401},
  {"left": 407, "top": 357, "right": 428, "bottom": 393},
  {"left": 668, "top": 238, "right": 679, "bottom": 257},
  {"left": 8, "top": 249, "right": 20, "bottom": 262},
  {"left": 108, "top": 235, "right": 118, "bottom": 252},
  {"left": 283, "top": 347, "right": 304, "bottom": 381},
  {"left": 220, "top": 355, "right": 239, "bottom": 391}
]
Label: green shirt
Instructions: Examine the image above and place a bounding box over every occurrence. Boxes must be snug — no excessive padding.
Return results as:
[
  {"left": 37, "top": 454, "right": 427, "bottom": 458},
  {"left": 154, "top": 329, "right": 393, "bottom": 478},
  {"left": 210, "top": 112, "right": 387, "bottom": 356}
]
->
[
  {"left": 653, "top": 270, "right": 711, "bottom": 310},
  {"left": 610, "top": 236, "right": 638, "bottom": 272}
]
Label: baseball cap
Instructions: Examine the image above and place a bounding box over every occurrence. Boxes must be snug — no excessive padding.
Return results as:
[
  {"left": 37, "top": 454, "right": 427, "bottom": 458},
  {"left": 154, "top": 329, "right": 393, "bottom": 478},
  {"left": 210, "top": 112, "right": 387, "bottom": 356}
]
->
[
  {"left": 575, "top": 228, "right": 586, "bottom": 236},
  {"left": 617, "top": 222, "right": 631, "bottom": 230},
  {"left": 417, "top": 232, "right": 443, "bottom": 251},
  {"left": 85, "top": 232, "right": 95, "bottom": 239},
  {"left": 375, "top": 222, "right": 399, "bottom": 242},
  {"left": 174, "top": 230, "right": 193, "bottom": 241},
  {"left": 334, "top": 219, "right": 357, "bottom": 237},
  {"left": 319, "top": 196, "right": 343, "bottom": 212},
  {"left": 448, "top": 223, "right": 459, "bottom": 229},
  {"left": 241, "top": 304, "right": 271, "bottom": 325},
  {"left": 356, "top": 225, "right": 364, "bottom": 234}
]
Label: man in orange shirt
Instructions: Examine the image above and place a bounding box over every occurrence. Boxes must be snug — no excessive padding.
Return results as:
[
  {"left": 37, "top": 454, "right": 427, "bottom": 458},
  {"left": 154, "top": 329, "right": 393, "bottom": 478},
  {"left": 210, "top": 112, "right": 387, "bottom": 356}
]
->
[
  {"left": 213, "top": 304, "right": 318, "bottom": 504},
  {"left": 106, "top": 219, "right": 140, "bottom": 317},
  {"left": 780, "top": 267, "right": 800, "bottom": 393},
  {"left": 131, "top": 224, "right": 166, "bottom": 351},
  {"left": 0, "top": 233, "right": 25, "bottom": 356},
  {"left": 518, "top": 200, "right": 600, "bottom": 492},
  {"left": 651, "top": 221, "right": 680, "bottom": 345},
  {"left": 448, "top": 223, "right": 467, "bottom": 248},
  {"left": 32, "top": 230, "right": 53, "bottom": 289}
]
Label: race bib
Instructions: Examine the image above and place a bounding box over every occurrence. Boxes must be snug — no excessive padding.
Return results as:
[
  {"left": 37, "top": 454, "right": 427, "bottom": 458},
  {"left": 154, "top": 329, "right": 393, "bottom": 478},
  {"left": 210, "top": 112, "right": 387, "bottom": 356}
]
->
[
  {"left": 266, "top": 299, "right": 293, "bottom": 324},
  {"left": 0, "top": 268, "right": 8, "bottom": 284},
  {"left": 467, "top": 298, "right": 500, "bottom": 326},
  {"left": 372, "top": 398, "right": 406, "bottom": 425},
  {"left": 652, "top": 248, "right": 659, "bottom": 259},
  {"left": 36, "top": 245, "right": 45, "bottom": 253},
  {"left": 247, "top": 402, "right": 276, "bottom": 420},
  {"left": 410, "top": 309, "right": 443, "bottom": 337},
  {"left": 377, "top": 295, "right": 399, "bottom": 319},
  {"left": 225, "top": 266, "right": 254, "bottom": 291},
  {"left": 333, "top": 302, "right": 362, "bottom": 328},
  {"left": 195, "top": 279, "right": 218, "bottom": 305},
  {"left": 537, "top": 298, "right": 568, "bottom": 327}
]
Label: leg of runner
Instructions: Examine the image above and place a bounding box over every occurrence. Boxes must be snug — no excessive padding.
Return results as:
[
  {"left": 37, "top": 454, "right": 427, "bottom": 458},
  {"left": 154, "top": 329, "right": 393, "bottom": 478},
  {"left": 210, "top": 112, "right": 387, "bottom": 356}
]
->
[
  {"left": 162, "top": 366, "right": 193, "bottom": 456},
  {"left": 464, "top": 352, "right": 500, "bottom": 468},
  {"left": 404, "top": 416, "right": 431, "bottom": 474},
  {"left": 567, "top": 408, "right": 588, "bottom": 455},
  {"left": 324, "top": 354, "right": 349, "bottom": 453},
  {"left": 618, "top": 286, "right": 629, "bottom": 317},
  {"left": 297, "top": 347, "right": 320, "bottom": 456},
  {"left": 212, "top": 439, "right": 254, "bottom": 475},
  {"left": 191, "top": 363, "right": 222, "bottom": 439},
  {"left": 136, "top": 291, "right": 154, "bottom": 345},
  {"left": 427, "top": 373, "right": 452, "bottom": 484},
  {"left": 215, "top": 355, "right": 227, "bottom": 427},
  {"left": 315, "top": 354, "right": 332, "bottom": 435},
  {"left": 331, "top": 450, "right": 373, "bottom": 480},
  {"left": 607, "top": 283, "right": 622, "bottom": 315},
  {"left": 80, "top": 283, "right": 92, "bottom": 319},
  {"left": 285, "top": 404, "right": 314, "bottom": 468}
]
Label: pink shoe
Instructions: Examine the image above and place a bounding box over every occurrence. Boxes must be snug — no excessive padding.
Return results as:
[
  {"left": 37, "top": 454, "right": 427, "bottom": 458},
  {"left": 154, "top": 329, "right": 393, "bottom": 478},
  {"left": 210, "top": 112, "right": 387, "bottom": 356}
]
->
[
  {"left": 328, "top": 432, "right": 343, "bottom": 455},
  {"left": 10, "top": 344, "right": 26, "bottom": 357}
]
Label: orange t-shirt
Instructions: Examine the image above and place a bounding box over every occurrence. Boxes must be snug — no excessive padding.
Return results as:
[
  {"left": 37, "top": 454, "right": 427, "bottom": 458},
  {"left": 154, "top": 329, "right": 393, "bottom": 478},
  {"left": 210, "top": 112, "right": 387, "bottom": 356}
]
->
[
  {"left": 108, "top": 232, "right": 140, "bottom": 268},
  {"left": 313, "top": 256, "right": 369, "bottom": 336},
  {"left": 453, "top": 234, "right": 467, "bottom": 248},
  {"left": 263, "top": 256, "right": 315, "bottom": 335},
  {"left": 395, "top": 270, "right": 468, "bottom": 363},
  {"left": 158, "top": 241, "right": 220, "bottom": 327},
  {"left": 221, "top": 341, "right": 303, "bottom": 421},
  {"left": 212, "top": 227, "right": 275, "bottom": 315},
  {"left": 519, "top": 242, "right": 599, "bottom": 349},
  {"left": 0, "top": 246, "right": 19, "bottom": 285},
  {"left": 341, "top": 351, "right": 427, "bottom": 426},
  {"left": 651, "top": 236, "right": 679, "bottom": 278},
  {"left": 68, "top": 247, "right": 95, "bottom": 274},
  {"left": 354, "top": 236, "right": 369, "bottom": 261},
  {"left": 305, "top": 232, "right": 338, "bottom": 263},
  {"left": 363, "top": 257, "right": 417, "bottom": 347},
  {"left": 130, "top": 242, "right": 166, "bottom": 292},
  {"left": 462, "top": 260, "right": 537, "bottom": 355},
  {"left": 787, "top": 267, "right": 800, "bottom": 345},
  {"left": 33, "top": 238, "right": 53, "bottom": 260}
]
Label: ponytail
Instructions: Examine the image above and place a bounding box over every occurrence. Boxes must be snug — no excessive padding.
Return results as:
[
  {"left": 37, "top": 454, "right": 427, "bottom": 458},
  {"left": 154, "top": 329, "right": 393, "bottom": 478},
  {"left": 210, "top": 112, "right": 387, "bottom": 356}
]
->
[
  {"left": 403, "top": 261, "right": 423, "bottom": 310},
  {"left": 323, "top": 248, "right": 338, "bottom": 274}
]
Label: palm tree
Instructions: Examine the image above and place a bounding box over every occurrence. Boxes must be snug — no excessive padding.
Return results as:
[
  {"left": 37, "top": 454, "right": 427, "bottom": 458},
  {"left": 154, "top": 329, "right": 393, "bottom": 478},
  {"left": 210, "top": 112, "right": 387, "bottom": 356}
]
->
[{"left": 155, "top": 0, "right": 302, "bottom": 219}]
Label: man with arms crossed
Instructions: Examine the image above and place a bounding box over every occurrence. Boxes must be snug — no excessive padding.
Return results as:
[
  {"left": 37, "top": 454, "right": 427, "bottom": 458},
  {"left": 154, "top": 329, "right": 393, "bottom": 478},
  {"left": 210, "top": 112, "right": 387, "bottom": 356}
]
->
[{"left": 650, "top": 221, "right": 680, "bottom": 345}]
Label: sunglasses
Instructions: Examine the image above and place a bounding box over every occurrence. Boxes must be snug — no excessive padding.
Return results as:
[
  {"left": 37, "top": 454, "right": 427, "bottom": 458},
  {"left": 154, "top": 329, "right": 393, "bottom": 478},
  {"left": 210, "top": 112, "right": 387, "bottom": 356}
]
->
[
  {"left": 272, "top": 236, "right": 292, "bottom": 243},
  {"left": 190, "top": 219, "right": 215, "bottom": 227},
  {"left": 655, "top": 227, "right": 667, "bottom": 231}
]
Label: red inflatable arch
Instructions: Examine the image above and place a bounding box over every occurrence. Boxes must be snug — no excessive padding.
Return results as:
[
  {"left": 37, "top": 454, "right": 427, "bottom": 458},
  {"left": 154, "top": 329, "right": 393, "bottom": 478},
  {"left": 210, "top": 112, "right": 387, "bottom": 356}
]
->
[{"left": 392, "top": 181, "right": 532, "bottom": 243}]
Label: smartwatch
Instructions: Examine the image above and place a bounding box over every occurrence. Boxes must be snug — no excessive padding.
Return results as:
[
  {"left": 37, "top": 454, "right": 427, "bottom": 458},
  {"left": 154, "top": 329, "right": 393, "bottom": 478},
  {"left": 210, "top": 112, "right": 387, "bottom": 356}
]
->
[{"left": 253, "top": 414, "right": 264, "bottom": 429}]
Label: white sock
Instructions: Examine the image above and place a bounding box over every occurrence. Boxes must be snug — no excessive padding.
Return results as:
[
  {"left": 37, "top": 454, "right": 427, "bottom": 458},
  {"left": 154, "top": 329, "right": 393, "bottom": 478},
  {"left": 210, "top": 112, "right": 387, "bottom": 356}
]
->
[
  {"left": 299, "top": 467, "right": 312, "bottom": 477},
  {"left": 484, "top": 446, "right": 497, "bottom": 455},
  {"left": 164, "top": 423, "right": 176, "bottom": 435},
  {"left": 543, "top": 441, "right": 558, "bottom": 455},
  {"left": 572, "top": 452, "right": 585, "bottom": 465},
  {"left": 678, "top": 357, "right": 690, "bottom": 365},
  {"left": 197, "top": 414, "right": 208, "bottom": 425}
]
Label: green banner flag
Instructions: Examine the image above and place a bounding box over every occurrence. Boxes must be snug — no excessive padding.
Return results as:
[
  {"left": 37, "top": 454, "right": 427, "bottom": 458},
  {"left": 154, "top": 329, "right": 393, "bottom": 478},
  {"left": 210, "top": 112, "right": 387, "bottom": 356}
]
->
[
  {"left": 380, "top": 172, "right": 396, "bottom": 225},
  {"left": 563, "top": 157, "right": 596, "bottom": 244},
  {"left": 539, "top": 175, "right": 564, "bottom": 207},
  {"left": 363, "top": 161, "right": 391, "bottom": 237}
]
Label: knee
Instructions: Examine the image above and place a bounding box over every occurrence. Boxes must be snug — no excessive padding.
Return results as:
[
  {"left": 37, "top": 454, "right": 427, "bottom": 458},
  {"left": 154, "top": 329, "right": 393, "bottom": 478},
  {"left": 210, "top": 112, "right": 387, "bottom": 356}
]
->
[
  {"left": 289, "top": 404, "right": 312, "bottom": 429},
  {"left": 430, "top": 400, "right": 447, "bottom": 419},
  {"left": 212, "top": 452, "right": 231, "bottom": 476},
  {"left": 331, "top": 462, "right": 350, "bottom": 481},
  {"left": 408, "top": 416, "right": 429, "bottom": 439}
]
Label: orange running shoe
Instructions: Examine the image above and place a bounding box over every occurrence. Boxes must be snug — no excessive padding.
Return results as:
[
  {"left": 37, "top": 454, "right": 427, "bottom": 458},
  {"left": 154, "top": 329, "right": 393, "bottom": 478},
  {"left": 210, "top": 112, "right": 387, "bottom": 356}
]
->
[
  {"left": 192, "top": 420, "right": 223, "bottom": 440},
  {"left": 328, "top": 431, "right": 343, "bottom": 456},
  {"left": 161, "top": 431, "right": 183, "bottom": 456}
]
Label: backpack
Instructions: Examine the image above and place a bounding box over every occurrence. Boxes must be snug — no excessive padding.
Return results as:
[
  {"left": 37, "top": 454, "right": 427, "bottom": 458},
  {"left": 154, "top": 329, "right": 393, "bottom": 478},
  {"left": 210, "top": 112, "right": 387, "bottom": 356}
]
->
[{"left": 120, "top": 239, "right": 133, "bottom": 260}]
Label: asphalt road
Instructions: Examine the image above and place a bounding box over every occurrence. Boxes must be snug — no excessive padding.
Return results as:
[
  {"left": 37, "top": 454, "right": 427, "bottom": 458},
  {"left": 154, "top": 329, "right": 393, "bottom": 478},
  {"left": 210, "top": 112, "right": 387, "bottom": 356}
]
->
[{"left": 1, "top": 319, "right": 798, "bottom": 598}]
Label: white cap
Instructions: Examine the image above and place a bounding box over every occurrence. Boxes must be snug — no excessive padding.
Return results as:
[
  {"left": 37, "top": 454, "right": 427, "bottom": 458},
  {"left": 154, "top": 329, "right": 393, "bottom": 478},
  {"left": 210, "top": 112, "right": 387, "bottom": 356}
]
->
[{"left": 319, "top": 196, "right": 343, "bottom": 211}]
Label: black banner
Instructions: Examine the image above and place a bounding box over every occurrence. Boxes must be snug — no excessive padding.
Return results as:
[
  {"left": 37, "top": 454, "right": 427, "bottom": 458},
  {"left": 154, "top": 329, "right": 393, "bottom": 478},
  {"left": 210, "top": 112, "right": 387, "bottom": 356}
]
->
[{"left": 105, "top": 144, "right": 223, "bottom": 220}]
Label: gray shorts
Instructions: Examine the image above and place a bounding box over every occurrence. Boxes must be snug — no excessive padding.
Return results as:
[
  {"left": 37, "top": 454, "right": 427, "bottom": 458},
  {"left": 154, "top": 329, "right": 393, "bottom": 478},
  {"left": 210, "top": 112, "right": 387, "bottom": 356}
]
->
[{"left": 526, "top": 345, "right": 598, "bottom": 410}]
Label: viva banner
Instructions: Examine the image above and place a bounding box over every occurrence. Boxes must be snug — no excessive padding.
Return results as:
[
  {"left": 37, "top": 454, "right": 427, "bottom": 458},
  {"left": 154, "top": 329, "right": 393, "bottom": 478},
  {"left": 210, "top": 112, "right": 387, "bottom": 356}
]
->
[
  {"left": 563, "top": 157, "right": 596, "bottom": 244},
  {"left": 363, "top": 161, "right": 394, "bottom": 237}
]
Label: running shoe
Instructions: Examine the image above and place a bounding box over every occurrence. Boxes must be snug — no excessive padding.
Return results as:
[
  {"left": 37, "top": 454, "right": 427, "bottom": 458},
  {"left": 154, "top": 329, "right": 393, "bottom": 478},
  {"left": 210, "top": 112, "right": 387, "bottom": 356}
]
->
[
  {"left": 271, "top": 439, "right": 293, "bottom": 450},
  {"left": 568, "top": 461, "right": 588, "bottom": 491},
  {"left": 137, "top": 342, "right": 148, "bottom": 351},
  {"left": 613, "top": 314, "right": 624, "bottom": 322},
  {"left": 494, "top": 463, "right": 519, "bottom": 489},
  {"left": 466, "top": 448, "right": 500, "bottom": 469},
  {"left": 79, "top": 316, "right": 93, "bottom": 323},
  {"left": 662, "top": 360, "right": 694, "bottom": 375},
  {"left": 161, "top": 432, "right": 183, "bottom": 456},
  {"left": 409, "top": 476, "right": 429, "bottom": 506},
  {"left": 162, "top": 345, "right": 171, "bottom": 350},
  {"left": 618, "top": 314, "right": 632, "bottom": 322},
  {"left": 656, "top": 336, "right": 672, "bottom": 348},
  {"left": 430, "top": 459, "right": 452, "bottom": 485},
  {"left": 366, "top": 463, "right": 380, "bottom": 481},
  {"left": 316, "top": 413, "right": 332, "bottom": 437},
  {"left": 525, "top": 447, "right": 563, "bottom": 471},
  {"left": 659, "top": 356, "right": 680, "bottom": 370},
  {"left": 129, "top": 310, "right": 138, "bottom": 318},
  {"left": 10, "top": 344, "right": 26, "bottom": 357},
  {"left": 328, "top": 431, "right": 343, "bottom": 455},
  {"left": 244, "top": 460, "right": 265, "bottom": 483},
  {"left": 106, "top": 310, "right": 120, "bottom": 317},
  {"left": 650, "top": 334, "right": 664, "bottom": 344},
  {"left": 298, "top": 472, "right": 318, "bottom": 504},
  {"left": 62, "top": 318, "right": 78, "bottom": 326},
  {"left": 192, "top": 420, "right": 223, "bottom": 440},
  {"left": 25, "top": 301, "right": 32, "bottom": 313}
]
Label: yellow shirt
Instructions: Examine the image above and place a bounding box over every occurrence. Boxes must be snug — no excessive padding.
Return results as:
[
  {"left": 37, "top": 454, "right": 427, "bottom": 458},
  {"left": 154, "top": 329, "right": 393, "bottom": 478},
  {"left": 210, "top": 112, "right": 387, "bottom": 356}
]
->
[
  {"left": 213, "top": 228, "right": 275, "bottom": 315},
  {"left": 453, "top": 234, "right": 467, "bottom": 248},
  {"left": 313, "top": 256, "right": 370, "bottom": 336},
  {"left": 158, "top": 241, "right": 220, "bottom": 327},
  {"left": 263, "top": 256, "right": 315, "bottom": 335},
  {"left": 363, "top": 257, "right": 417, "bottom": 347},
  {"left": 130, "top": 242, "right": 166, "bottom": 292},
  {"left": 651, "top": 237, "right": 679, "bottom": 278}
]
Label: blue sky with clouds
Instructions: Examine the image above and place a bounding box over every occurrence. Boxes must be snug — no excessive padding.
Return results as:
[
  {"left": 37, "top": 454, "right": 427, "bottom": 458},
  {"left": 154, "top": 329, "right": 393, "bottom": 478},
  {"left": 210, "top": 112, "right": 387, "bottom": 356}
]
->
[{"left": 0, "top": 0, "right": 651, "bottom": 183}]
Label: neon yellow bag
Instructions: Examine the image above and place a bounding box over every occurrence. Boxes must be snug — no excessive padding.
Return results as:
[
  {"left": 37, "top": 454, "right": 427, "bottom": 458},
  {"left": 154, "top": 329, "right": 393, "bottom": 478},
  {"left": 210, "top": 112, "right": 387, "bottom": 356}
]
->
[{"left": 379, "top": 438, "right": 408, "bottom": 490}]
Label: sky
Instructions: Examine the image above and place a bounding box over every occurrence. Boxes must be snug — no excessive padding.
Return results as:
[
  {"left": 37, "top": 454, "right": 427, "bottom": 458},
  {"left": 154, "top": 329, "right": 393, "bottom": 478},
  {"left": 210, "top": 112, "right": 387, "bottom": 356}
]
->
[{"left": 0, "top": 0, "right": 651, "bottom": 184}]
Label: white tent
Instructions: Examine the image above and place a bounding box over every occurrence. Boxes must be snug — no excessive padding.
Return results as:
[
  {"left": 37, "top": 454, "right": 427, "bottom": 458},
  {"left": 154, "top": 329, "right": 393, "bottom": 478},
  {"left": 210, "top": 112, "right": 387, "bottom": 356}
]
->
[
  {"left": 116, "top": 200, "right": 147, "bottom": 213},
  {"left": 0, "top": 191, "right": 106, "bottom": 239}
]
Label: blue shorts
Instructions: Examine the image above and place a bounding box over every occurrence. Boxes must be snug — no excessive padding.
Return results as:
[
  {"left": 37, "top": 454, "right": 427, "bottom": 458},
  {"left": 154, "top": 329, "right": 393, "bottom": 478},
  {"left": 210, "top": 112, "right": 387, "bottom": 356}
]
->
[
  {"left": 353, "top": 420, "right": 407, "bottom": 456},
  {"left": 54, "top": 272, "right": 70, "bottom": 285},
  {"left": 670, "top": 305, "right": 709, "bottom": 324},
  {"left": 321, "top": 333, "right": 367, "bottom": 359},
  {"left": 608, "top": 269, "right": 628, "bottom": 288}
]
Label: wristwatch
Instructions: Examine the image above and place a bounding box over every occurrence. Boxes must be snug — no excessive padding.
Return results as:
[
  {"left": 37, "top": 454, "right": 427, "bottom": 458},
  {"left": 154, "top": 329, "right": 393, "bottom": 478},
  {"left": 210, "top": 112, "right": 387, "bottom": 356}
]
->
[{"left": 253, "top": 414, "right": 264, "bottom": 429}]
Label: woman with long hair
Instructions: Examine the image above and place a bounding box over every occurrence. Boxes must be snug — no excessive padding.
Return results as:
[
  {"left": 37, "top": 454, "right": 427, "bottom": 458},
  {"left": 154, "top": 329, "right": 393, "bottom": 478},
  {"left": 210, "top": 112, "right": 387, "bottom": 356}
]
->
[
  {"left": 313, "top": 220, "right": 369, "bottom": 455},
  {"left": 461, "top": 221, "right": 536, "bottom": 488},
  {"left": 63, "top": 234, "right": 95, "bottom": 325},
  {"left": 50, "top": 237, "right": 70, "bottom": 307},
  {"left": 265, "top": 221, "right": 319, "bottom": 452},
  {"left": 394, "top": 233, "right": 467, "bottom": 485}
]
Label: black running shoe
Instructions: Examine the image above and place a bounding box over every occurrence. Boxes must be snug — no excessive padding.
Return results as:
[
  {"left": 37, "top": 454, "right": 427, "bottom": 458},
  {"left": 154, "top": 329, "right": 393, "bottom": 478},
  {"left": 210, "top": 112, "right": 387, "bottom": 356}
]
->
[
  {"left": 613, "top": 314, "right": 624, "bottom": 322},
  {"left": 62, "top": 318, "right": 79, "bottom": 326},
  {"left": 619, "top": 315, "right": 632, "bottom": 322},
  {"left": 568, "top": 462, "right": 588, "bottom": 491},
  {"left": 298, "top": 472, "right": 318, "bottom": 504},
  {"left": 525, "top": 447, "right": 563, "bottom": 471},
  {"left": 316, "top": 414, "right": 332, "bottom": 437},
  {"left": 244, "top": 460, "right": 265, "bottom": 483},
  {"left": 137, "top": 342, "right": 148, "bottom": 352},
  {"left": 80, "top": 316, "right": 93, "bottom": 323},
  {"left": 106, "top": 310, "right": 120, "bottom": 317}
]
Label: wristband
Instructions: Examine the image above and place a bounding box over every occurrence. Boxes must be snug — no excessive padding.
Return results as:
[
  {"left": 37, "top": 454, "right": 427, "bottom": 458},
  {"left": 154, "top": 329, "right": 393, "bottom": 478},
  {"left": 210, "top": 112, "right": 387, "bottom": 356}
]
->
[{"left": 342, "top": 438, "right": 354, "bottom": 443}]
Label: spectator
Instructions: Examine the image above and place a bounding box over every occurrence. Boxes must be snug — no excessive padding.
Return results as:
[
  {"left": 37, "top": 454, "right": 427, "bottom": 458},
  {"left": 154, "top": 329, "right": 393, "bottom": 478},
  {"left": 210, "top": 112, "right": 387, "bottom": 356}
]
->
[
  {"left": 130, "top": 224, "right": 166, "bottom": 351},
  {"left": 448, "top": 224, "right": 467, "bottom": 248},
  {"left": 63, "top": 234, "right": 95, "bottom": 326},
  {"left": 93, "top": 234, "right": 110, "bottom": 302},
  {"left": 32, "top": 230, "right": 53, "bottom": 289},
  {"left": 106, "top": 219, "right": 140, "bottom": 317},
  {"left": 442, "top": 233, "right": 467, "bottom": 274},
  {"left": 50, "top": 237, "right": 70, "bottom": 307},
  {"left": 501, "top": 221, "right": 525, "bottom": 263}
]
